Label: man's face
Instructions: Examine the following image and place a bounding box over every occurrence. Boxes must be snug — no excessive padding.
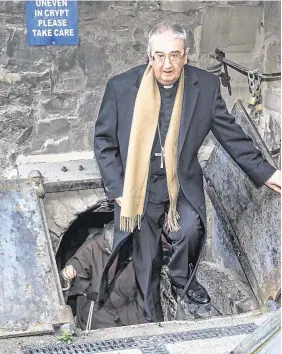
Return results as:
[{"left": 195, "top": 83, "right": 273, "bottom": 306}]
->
[{"left": 149, "top": 31, "right": 188, "bottom": 86}]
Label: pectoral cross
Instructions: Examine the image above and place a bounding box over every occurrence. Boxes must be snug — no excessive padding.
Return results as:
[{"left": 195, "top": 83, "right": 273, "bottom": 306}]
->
[{"left": 155, "top": 147, "right": 165, "bottom": 168}]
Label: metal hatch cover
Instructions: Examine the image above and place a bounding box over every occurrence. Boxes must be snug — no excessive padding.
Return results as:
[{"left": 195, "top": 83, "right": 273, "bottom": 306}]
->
[
  {"left": 0, "top": 178, "right": 73, "bottom": 339},
  {"left": 203, "top": 100, "right": 281, "bottom": 305}
]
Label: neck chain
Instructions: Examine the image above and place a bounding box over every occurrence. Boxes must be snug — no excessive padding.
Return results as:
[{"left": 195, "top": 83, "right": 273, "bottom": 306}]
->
[
  {"left": 157, "top": 122, "right": 165, "bottom": 169},
  {"left": 157, "top": 122, "right": 164, "bottom": 150}
]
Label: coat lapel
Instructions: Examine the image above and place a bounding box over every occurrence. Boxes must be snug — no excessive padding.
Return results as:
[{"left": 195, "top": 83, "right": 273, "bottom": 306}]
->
[
  {"left": 124, "top": 66, "right": 146, "bottom": 126},
  {"left": 178, "top": 65, "right": 199, "bottom": 158}
]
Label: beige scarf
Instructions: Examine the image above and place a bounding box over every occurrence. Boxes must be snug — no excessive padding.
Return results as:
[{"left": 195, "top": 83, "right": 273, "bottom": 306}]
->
[{"left": 120, "top": 64, "right": 184, "bottom": 233}]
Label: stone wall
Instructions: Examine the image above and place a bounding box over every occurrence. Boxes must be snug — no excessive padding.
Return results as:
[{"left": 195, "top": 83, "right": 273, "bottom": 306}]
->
[
  {"left": 0, "top": 1, "right": 280, "bottom": 179},
  {"left": 261, "top": 1, "right": 281, "bottom": 155}
]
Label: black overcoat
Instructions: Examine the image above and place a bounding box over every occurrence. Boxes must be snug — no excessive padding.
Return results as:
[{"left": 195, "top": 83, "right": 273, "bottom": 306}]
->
[{"left": 94, "top": 64, "right": 275, "bottom": 302}]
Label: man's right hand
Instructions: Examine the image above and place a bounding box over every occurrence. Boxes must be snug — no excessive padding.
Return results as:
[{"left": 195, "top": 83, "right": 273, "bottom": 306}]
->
[
  {"left": 115, "top": 197, "right": 123, "bottom": 207},
  {"left": 61, "top": 265, "right": 77, "bottom": 281}
]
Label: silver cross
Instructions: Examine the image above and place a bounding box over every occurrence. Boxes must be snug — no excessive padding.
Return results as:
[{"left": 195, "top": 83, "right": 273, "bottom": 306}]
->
[{"left": 155, "top": 147, "right": 165, "bottom": 168}]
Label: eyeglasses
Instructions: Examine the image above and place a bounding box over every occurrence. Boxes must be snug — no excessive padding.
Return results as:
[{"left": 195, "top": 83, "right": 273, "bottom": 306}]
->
[{"left": 152, "top": 52, "right": 185, "bottom": 64}]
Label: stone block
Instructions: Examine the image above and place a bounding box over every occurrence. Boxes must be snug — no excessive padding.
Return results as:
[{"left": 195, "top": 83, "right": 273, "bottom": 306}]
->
[
  {"left": 33, "top": 121, "right": 49, "bottom": 147},
  {"left": 266, "top": 40, "right": 281, "bottom": 72},
  {"left": 44, "top": 187, "right": 107, "bottom": 249},
  {"left": 42, "top": 95, "right": 79, "bottom": 114},
  {"left": 0, "top": 82, "right": 33, "bottom": 107},
  {"left": 76, "top": 188, "right": 106, "bottom": 210},
  {"left": 263, "top": 90, "right": 281, "bottom": 113},
  {"left": 263, "top": 112, "right": 281, "bottom": 153},
  {"left": 43, "top": 194, "right": 76, "bottom": 233},
  {"left": 203, "top": 102, "right": 281, "bottom": 304},
  {"left": 55, "top": 47, "right": 78, "bottom": 72},
  {"left": 132, "top": 1, "right": 161, "bottom": 11},
  {"left": 0, "top": 106, "right": 32, "bottom": 141},
  {"left": 186, "top": 30, "right": 196, "bottom": 55},
  {"left": 21, "top": 70, "right": 50, "bottom": 87},
  {"left": 36, "top": 118, "right": 70, "bottom": 138},
  {"left": 200, "top": 6, "right": 262, "bottom": 53},
  {"left": 78, "top": 40, "right": 111, "bottom": 89},
  {"left": 162, "top": 1, "right": 200, "bottom": 13},
  {"left": 224, "top": 85, "right": 251, "bottom": 112},
  {"left": 197, "top": 261, "right": 259, "bottom": 315},
  {"left": 0, "top": 1, "right": 25, "bottom": 14},
  {"left": 54, "top": 70, "right": 87, "bottom": 95},
  {"left": 37, "top": 137, "right": 70, "bottom": 154},
  {"left": 212, "top": 207, "right": 249, "bottom": 284},
  {"left": 78, "top": 91, "right": 102, "bottom": 122},
  {"left": 78, "top": 1, "right": 111, "bottom": 13},
  {"left": 6, "top": 29, "right": 51, "bottom": 72},
  {"left": 264, "top": 1, "right": 281, "bottom": 36},
  {"left": 265, "top": 41, "right": 281, "bottom": 90},
  {"left": 133, "top": 26, "right": 147, "bottom": 41},
  {"left": 49, "top": 118, "right": 71, "bottom": 136},
  {"left": 0, "top": 68, "right": 21, "bottom": 85},
  {"left": 32, "top": 120, "right": 72, "bottom": 152},
  {"left": 44, "top": 217, "right": 65, "bottom": 247},
  {"left": 16, "top": 125, "right": 33, "bottom": 145},
  {"left": 69, "top": 126, "right": 93, "bottom": 152}
]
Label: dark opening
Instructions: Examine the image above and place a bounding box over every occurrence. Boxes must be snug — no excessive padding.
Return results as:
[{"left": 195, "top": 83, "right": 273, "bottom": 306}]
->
[
  {"left": 56, "top": 208, "right": 114, "bottom": 316},
  {"left": 56, "top": 210, "right": 114, "bottom": 271}
]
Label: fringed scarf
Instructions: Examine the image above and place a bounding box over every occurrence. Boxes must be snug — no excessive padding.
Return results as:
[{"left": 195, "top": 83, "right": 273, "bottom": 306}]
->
[{"left": 120, "top": 64, "right": 184, "bottom": 233}]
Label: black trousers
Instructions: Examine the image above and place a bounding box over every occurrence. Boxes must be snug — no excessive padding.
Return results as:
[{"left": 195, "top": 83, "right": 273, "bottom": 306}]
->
[{"left": 133, "top": 174, "right": 203, "bottom": 322}]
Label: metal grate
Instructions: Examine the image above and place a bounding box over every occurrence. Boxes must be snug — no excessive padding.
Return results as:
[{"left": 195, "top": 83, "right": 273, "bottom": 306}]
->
[
  {"left": 24, "top": 338, "right": 138, "bottom": 354},
  {"left": 23, "top": 323, "right": 257, "bottom": 354},
  {"left": 140, "top": 344, "right": 171, "bottom": 354},
  {"left": 158, "top": 323, "right": 257, "bottom": 343}
]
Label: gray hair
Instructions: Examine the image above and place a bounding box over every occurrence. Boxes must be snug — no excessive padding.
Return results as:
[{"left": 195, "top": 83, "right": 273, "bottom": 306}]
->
[{"left": 147, "top": 21, "right": 187, "bottom": 57}]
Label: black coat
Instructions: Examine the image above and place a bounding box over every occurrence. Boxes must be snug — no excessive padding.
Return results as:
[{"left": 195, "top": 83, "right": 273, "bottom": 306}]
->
[
  {"left": 94, "top": 64, "right": 275, "bottom": 301},
  {"left": 95, "top": 63, "right": 275, "bottom": 216}
]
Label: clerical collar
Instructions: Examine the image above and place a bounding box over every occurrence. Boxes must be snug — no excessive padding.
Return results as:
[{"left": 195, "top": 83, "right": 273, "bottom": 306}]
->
[{"left": 157, "top": 79, "right": 179, "bottom": 90}]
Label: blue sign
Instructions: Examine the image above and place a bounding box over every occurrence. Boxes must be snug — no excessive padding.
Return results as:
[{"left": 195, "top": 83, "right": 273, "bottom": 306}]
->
[{"left": 26, "top": 0, "right": 79, "bottom": 46}]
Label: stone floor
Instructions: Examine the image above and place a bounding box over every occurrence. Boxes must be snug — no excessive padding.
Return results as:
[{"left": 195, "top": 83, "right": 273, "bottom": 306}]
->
[
  {"left": 1, "top": 309, "right": 277, "bottom": 354},
  {"left": 160, "top": 266, "right": 220, "bottom": 321}
]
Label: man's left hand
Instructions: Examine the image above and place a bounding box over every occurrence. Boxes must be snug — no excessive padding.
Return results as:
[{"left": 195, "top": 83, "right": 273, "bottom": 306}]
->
[{"left": 265, "top": 170, "right": 281, "bottom": 194}]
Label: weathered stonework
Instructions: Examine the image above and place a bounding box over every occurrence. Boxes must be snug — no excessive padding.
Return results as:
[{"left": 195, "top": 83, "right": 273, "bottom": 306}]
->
[
  {"left": 261, "top": 1, "right": 281, "bottom": 152},
  {"left": 197, "top": 261, "right": 259, "bottom": 315},
  {"left": 0, "top": 1, "right": 280, "bottom": 179},
  {"left": 0, "top": 2, "right": 280, "bottom": 317},
  {"left": 200, "top": 6, "right": 262, "bottom": 54},
  {"left": 43, "top": 188, "right": 106, "bottom": 251}
]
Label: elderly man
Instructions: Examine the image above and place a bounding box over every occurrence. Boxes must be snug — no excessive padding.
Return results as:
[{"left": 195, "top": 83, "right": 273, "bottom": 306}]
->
[{"left": 94, "top": 21, "right": 281, "bottom": 323}]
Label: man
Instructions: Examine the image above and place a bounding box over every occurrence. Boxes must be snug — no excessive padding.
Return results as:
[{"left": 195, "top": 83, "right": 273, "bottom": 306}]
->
[
  {"left": 94, "top": 21, "right": 281, "bottom": 323},
  {"left": 61, "top": 222, "right": 147, "bottom": 329}
]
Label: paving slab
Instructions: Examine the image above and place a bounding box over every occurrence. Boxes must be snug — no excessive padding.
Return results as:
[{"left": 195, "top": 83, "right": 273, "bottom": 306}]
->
[{"left": 165, "top": 335, "right": 247, "bottom": 354}]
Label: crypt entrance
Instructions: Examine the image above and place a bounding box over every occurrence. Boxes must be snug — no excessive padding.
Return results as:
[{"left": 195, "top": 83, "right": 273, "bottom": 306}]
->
[
  {"left": 0, "top": 102, "right": 280, "bottom": 339},
  {"left": 38, "top": 100, "right": 282, "bottom": 326}
]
